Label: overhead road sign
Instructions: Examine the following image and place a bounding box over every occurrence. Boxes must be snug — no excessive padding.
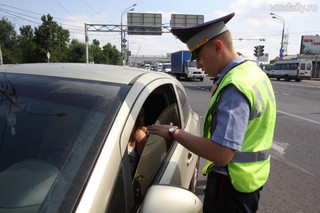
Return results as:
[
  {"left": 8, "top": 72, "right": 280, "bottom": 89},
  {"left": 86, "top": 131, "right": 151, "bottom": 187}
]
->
[
  {"left": 127, "top": 13, "right": 162, "bottom": 35},
  {"left": 170, "top": 14, "right": 204, "bottom": 28}
]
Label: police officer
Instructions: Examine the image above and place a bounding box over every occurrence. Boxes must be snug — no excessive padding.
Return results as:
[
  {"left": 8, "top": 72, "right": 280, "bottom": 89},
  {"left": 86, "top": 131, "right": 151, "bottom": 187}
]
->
[{"left": 147, "top": 12, "right": 276, "bottom": 213}]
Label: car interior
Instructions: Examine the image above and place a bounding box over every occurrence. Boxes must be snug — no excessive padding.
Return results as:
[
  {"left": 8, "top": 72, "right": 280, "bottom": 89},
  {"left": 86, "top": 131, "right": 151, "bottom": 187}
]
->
[{"left": 130, "top": 84, "right": 181, "bottom": 207}]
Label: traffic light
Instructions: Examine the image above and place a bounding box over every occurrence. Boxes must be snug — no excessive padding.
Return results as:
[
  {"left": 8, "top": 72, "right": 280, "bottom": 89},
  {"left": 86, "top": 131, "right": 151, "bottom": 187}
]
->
[
  {"left": 121, "top": 38, "right": 127, "bottom": 49},
  {"left": 254, "top": 46, "right": 259, "bottom": 57},
  {"left": 254, "top": 45, "right": 265, "bottom": 57},
  {"left": 259, "top": 45, "right": 264, "bottom": 56}
]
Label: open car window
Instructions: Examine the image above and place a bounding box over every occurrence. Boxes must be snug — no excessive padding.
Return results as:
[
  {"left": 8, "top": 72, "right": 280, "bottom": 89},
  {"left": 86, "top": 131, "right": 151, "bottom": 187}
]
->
[{"left": 132, "top": 103, "right": 180, "bottom": 208}]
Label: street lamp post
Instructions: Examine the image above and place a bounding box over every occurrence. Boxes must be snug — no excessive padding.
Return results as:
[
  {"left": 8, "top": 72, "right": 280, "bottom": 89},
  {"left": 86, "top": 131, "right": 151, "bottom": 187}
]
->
[
  {"left": 270, "top": 13, "right": 285, "bottom": 60},
  {"left": 121, "top": 4, "right": 137, "bottom": 65}
]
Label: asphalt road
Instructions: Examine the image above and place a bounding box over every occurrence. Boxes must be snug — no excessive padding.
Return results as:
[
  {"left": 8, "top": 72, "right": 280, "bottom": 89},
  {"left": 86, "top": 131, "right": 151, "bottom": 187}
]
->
[{"left": 180, "top": 77, "right": 320, "bottom": 212}]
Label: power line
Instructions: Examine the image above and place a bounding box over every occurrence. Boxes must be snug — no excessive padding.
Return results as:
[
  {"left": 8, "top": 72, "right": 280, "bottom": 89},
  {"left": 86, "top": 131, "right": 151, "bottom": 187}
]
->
[
  {"left": 0, "top": 3, "right": 79, "bottom": 24},
  {"left": 80, "top": 0, "right": 106, "bottom": 19},
  {"left": 0, "top": 9, "right": 41, "bottom": 25},
  {"left": 53, "top": 0, "right": 83, "bottom": 23},
  {"left": 0, "top": 8, "right": 40, "bottom": 21},
  {"left": 0, "top": 6, "right": 85, "bottom": 32}
]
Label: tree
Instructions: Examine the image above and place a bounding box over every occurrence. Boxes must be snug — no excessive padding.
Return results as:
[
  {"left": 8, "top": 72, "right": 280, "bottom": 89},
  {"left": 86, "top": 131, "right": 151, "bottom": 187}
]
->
[
  {"left": 34, "top": 14, "right": 70, "bottom": 62},
  {"left": 68, "top": 39, "right": 86, "bottom": 63},
  {"left": 89, "top": 39, "right": 103, "bottom": 64},
  {"left": 0, "top": 18, "right": 18, "bottom": 64},
  {"left": 102, "top": 43, "right": 121, "bottom": 65},
  {"left": 17, "top": 25, "right": 37, "bottom": 63}
]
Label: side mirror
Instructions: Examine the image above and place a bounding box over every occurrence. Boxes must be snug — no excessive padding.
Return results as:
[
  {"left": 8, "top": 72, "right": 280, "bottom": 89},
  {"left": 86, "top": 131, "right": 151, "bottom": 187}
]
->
[{"left": 139, "top": 185, "right": 202, "bottom": 213}]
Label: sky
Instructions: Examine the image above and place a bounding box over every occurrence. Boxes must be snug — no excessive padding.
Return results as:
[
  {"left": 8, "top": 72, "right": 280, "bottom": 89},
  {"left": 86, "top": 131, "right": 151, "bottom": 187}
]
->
[{"left": 1, "top": 0, "right": 319, "bottom": 62}]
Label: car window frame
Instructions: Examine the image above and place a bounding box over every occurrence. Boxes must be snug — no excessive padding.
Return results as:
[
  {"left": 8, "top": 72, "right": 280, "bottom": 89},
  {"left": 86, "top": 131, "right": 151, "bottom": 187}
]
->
[{"left": 118, "top": 80, "right": 181, "bottom": 212}]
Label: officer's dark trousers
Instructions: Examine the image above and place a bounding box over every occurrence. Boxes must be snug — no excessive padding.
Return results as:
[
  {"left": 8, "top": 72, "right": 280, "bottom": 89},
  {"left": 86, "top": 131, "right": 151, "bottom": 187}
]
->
[{"left": 203, "top": 171, "right": 262, "bottom": 213}]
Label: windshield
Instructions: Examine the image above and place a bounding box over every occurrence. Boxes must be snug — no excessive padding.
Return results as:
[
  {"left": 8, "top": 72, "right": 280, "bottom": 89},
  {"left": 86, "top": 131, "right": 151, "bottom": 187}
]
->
[
  {"left": 0, "top": 73, "right": 130, "bottom": 212},
  {"left": 188, "top": 61, "right": 197, "bottom": 68}
]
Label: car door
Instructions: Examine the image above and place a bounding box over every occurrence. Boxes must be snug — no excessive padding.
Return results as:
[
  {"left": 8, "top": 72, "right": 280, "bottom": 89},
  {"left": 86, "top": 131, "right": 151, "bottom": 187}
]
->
[{"left": 116, "top": 77, "right": 198, "bottom": 212}]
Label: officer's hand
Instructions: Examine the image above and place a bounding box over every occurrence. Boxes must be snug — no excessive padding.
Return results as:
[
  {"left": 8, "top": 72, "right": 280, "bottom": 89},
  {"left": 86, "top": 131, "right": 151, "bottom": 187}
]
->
[{"left": 147, "top": 123, "right": 173, "bottom": 140}]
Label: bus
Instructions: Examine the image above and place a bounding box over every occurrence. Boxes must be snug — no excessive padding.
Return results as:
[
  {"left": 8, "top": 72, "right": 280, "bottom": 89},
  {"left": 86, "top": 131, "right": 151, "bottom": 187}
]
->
[{"left": 266, "top": 60, "right": 312, "bottom": 82}]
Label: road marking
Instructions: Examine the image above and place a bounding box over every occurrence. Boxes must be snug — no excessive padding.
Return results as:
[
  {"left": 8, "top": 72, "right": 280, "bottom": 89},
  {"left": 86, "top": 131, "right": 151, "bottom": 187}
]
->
[
  {"left": 271, "top": 80, "right": 320, "bottom": 89},
  {"left": 277, "top": 110, "right": 320, "bottom": 125},
  {"left": 281, "top": 93, "right": 289, "bottom": 95},
  {"left": 271, "top": 140, "right": 314, "bottom": 176},
  {"left": 271, "top": 155, "right": 314, "bottom": 176},
  {"left": 182, "top": 82, "right": 210, "bottom": 92},
  {"left": 272, "top": 142, "right": 287, "bottom": 155}
]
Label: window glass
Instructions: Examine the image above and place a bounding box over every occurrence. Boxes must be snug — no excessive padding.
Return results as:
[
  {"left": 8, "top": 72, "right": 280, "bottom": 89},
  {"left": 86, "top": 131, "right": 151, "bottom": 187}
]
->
[
  {"left": 107, "top": 152, "right": 134, "bottom": 213},
  {"left": 285, "top": 64, "right": 290, "bottom": 70},
  {"left": 292, "top": 63, "right": 299, "bottom": 70},
  {"left": 274, "top": 64, "right": 281, "bottom": 70},
  {"left": 0, "top": 73, "right": 130, "bottom": 212},
  {"left": 307, "top": 63, "right": 312, "bottom": 70},
  {"left": 300, "top": 63, "right": 306, "bottom": 70}
]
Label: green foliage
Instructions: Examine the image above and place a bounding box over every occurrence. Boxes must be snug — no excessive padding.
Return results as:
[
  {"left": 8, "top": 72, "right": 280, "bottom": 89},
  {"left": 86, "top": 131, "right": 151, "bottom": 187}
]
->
[
  {"left": 34, "top": 14, "right": 70, "bottom": 62},
  {"left": 0, "top": 14, "right": 121, "bottom": 65},
  {"left": 17, "top": 25, "right": 37, "bottom": 63},
  {"left": 89, "top": 39, "right": 121, "bottom": 65},
  {"left": 68, "top": 39, "right": 86, "bottom": 63},
  {"left": 0, "top": 18, "right": 18, "bottom": 64},
  {"left": 102, "top": 43, "right": 121, "bottom": 65}
]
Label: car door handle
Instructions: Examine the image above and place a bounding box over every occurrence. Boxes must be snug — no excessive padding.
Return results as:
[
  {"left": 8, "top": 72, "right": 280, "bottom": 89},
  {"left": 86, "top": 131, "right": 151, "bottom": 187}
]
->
[{"left": 187, "top": 152, "right": 194, "bottom": 166}]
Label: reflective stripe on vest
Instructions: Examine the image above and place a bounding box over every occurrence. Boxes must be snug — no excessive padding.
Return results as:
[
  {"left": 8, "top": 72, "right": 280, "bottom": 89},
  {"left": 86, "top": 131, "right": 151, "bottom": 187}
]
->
[{"left": 231, "top": 148, "right": 270, "bottom": 163}]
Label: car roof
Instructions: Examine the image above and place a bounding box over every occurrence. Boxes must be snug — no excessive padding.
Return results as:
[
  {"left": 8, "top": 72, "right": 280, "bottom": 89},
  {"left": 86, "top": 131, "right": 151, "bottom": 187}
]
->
[{"left": 0, "top": 63, "right": 161, "bottom": 85}]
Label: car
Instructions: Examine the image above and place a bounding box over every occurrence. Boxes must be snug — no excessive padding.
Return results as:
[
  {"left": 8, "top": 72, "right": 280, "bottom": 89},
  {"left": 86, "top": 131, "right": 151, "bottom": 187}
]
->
[
  {"left": 150, "top": 64, "right": 157, "bottom": 71},
  {"left": 210, "top": 74, "right": 221, "bottom": 84},
  {"left": 143, "top": 63, "right": 150, "bottom": 70},
  {"left": 157, "top": 63, "right": 163, "bottom": 72},
  {"left": 162, "top": 63, "right": 172, "bottom": 73},
  {"left": 0, "top": 63, "right": 202, "bottom": 213}
]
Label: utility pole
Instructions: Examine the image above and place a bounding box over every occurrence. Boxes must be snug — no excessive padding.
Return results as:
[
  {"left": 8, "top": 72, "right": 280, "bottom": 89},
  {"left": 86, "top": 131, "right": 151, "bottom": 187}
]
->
[
  {"left": 85, "top": 23, "right": 89, "bottom": 64},
  {"left": 0, "top": 45, "right": 3, "bottom": 65},
  {"left": 121, "top": 4, "right": 137, "bottom": 65},
  {"left": 270, "top": 13, "right": 285, "bottom": 61},
  {"left": 315, "top": 55, "right": 318, "bottom": 78}
]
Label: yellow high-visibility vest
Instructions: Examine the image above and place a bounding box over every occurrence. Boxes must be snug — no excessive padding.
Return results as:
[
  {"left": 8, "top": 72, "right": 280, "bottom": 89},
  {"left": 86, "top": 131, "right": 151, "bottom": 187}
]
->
[{"left": 202, "top": 61, "right": 276, "bottom": 193}]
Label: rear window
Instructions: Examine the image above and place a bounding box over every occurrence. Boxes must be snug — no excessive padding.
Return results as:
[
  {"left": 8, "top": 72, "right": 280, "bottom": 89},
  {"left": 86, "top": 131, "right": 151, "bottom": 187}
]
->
[
  {"left": 300, "top": 63, "right": 306, "bottom": 70},
  {"left": 0, "top": 73, "right": 130, "bottom": 212}
]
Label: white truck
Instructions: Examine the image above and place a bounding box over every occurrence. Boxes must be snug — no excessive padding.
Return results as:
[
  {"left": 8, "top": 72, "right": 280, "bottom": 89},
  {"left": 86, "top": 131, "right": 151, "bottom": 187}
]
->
[{"left": 171, "top": 50, "right": 205, "bottom": 81}]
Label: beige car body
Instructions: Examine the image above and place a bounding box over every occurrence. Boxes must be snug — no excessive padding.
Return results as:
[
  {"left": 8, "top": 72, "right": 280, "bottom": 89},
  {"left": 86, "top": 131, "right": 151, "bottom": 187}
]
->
[{"left": 0, "top": 63, "right": 202, "bottom": 212}]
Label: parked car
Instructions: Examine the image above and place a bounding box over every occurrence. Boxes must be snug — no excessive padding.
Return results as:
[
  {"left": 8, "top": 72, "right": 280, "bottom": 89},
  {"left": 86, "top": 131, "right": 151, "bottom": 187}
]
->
[{"left": 0, "top": 63, "right": 202, "bottom": 213}]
